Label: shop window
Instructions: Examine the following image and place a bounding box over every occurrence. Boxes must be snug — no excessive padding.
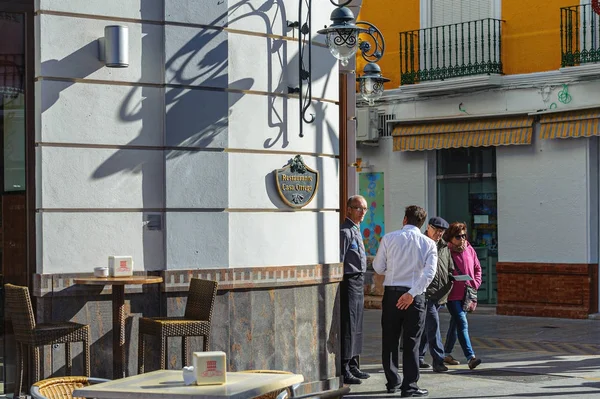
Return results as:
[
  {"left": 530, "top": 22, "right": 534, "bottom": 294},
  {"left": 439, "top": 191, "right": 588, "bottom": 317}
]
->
[
  {"left": 437, "top": 147, "right": 497, "bottom": 304},
  {"left": 436, "top": 146, "right": 495, "bottom": 176},
  {"left": 1, "top": 12, "right": 25, "bottom": 192}
]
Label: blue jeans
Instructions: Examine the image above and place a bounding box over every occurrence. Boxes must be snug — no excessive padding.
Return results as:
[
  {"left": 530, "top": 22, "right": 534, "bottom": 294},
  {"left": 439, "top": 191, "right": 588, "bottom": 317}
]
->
[
  {"left": 418, "top": 299, "right": 445, "bottom": 366},
  {"left": 445, "top": 315, "right": 456, "bottom": 354},
  {"left": 444, "top": 300, "right": 475, "bottom": 360}
]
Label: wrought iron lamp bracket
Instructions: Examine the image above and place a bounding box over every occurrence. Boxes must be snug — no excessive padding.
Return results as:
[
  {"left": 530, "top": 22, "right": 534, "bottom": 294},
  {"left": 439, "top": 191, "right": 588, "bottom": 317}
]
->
[
  {"left": 286, "top": 20, "right": 300, "bottom": 30},
  {"left": 289, "top": 0, "right": 386, "bottom": 137},
  {"left": 356, "top": 21, "right": 385, "bottom": 63}
]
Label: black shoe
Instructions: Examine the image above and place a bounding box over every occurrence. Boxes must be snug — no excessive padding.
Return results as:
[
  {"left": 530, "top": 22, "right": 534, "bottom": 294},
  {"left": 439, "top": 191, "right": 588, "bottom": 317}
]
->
[
  {"left": 432, "top": 363, "right": 448, "bottom": 372},
  {"left": 401, "top": 388, "right": 429, "bottom": 397},
  {"left": 468, "top": 357, "right": 482, "bottom": 370},
  {"left": 350, "top": 368, "right": 370, "bottom": 379},
  {"left": 343, "top": 375, "right": 362, "bottom": 385},
  {"left": 419, "top": 361, "right": 431, "bottom": 369},
  {"left": 387, "top": 384, "right": 401, "bottom": 394}
]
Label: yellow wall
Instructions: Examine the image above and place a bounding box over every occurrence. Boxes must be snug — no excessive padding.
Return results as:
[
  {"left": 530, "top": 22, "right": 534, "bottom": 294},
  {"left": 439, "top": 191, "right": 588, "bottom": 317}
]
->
[
  {"left": 502, "top": 0, "right": 573, "bottom": 74},
  {"left": 357, "top": 0, "right": 420, "bottom": 89},
  {"left": 358, "top": 0, "right": 579, "bottom": 81}
]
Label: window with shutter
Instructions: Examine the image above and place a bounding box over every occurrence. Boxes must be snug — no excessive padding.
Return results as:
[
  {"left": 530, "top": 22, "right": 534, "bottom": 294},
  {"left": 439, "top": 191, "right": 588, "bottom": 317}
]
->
[
  {"left": 431, "top": 0, "right": 494, "bottom": 27},
  {"left": 400, "top": 0, "right": 502, "bottom": 83},
  {"left": 425, "top": 0, "right": 499, "bottom": 78}
]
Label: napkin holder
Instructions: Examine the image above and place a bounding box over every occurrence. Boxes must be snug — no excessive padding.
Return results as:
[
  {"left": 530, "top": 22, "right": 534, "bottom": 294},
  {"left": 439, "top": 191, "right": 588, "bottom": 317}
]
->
[
  {"left": 182, "top": 366, "right": 196, "bottom": 386},
  {"left": 192, "top": 351, "right": 227, "bottom": 385},
  {"left": 108, "top": 256, "right": 133, "bottom": 277}
]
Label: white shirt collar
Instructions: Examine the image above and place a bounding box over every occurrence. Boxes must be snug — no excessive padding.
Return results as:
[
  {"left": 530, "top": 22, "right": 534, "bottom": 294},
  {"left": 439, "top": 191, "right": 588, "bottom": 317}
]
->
[{"left": 402, "top": 224, "right": 421, "bottom": 233}]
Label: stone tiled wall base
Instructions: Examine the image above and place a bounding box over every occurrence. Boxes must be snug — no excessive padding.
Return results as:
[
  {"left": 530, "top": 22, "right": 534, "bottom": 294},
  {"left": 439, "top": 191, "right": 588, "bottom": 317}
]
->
[
  {"left": 497, "top": 262, "right": 599, "bottom": 319},
  {"left": 34, "top": 279, "right": 163, "bottom": 380},
  {"left": 32, "top": 264, "right": 343, "bottom": 393},
  {"left": 363, "top": 270, "right": 384, "bottom": 309},
  {"left": 160, "top": 284, "right": 342, "bottom": 393}
]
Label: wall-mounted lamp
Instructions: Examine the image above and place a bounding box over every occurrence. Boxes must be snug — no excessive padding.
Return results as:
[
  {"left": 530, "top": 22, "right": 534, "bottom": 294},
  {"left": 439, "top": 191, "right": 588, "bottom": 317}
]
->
[
  {"left": 288, "top": 0, "right": 386, "bottom": 137},
  {"left": 356, "top": 62, "right": 390, "bottom": 106},
  {"left": 350, "top": 157, "right": 373, "bottom": 172},
  {"left": 98, "top": 25, "right": 129, "bottom": 68}
]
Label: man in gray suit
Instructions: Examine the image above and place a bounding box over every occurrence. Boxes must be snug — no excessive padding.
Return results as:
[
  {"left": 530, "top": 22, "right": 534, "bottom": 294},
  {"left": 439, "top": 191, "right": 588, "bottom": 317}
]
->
[{"left": 340, "top": 195, "right": 370, "bottom": 385}]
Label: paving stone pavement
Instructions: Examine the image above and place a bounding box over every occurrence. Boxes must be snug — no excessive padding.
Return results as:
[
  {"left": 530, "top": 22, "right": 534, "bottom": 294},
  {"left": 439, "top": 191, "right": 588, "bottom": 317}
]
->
[{"left": 346, "top": 306, "right": 600, "bottom": 398}]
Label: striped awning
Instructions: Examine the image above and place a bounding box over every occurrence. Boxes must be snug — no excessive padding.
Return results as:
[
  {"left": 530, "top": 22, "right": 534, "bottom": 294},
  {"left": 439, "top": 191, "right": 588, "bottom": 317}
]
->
[
  {"left": 392, "top": 115, "right": 534, "bottom": 151},
  {"left": 539, "top": 108, "right": 600, "bottom": 139}
]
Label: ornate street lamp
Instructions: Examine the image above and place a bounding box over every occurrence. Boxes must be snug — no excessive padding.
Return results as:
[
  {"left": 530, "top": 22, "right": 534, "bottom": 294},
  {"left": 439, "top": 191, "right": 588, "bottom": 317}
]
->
[
  {"left": 356, "top": 62, "right": 390, "bottom": 106},
  {"left": 317, "top": 6, "right": 385, "bottom": 67},
  {"left": 288, "top": 0, "right": 387, "bottom": 137}
]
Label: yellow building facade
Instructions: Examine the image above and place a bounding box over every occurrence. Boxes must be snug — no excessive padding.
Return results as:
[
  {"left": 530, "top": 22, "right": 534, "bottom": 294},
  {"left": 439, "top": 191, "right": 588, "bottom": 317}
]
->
[{"left": 358, "top": 0, "right": 579, "bottom": 87}]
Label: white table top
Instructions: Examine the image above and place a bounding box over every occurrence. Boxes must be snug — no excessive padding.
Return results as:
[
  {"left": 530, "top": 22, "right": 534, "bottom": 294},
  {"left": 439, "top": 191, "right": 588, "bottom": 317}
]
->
[{"left": 73, "top": 370, "right": 304, "bottom": 399}]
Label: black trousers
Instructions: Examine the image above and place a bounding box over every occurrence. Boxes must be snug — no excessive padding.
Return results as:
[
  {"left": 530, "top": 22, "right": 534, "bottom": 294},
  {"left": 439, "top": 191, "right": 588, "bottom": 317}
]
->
[
  {"left": 381, "top": 287, "right": 426, "bottom": 392},
  {"left": 340, "top": 273, "right": 364, "bottom": 376}
]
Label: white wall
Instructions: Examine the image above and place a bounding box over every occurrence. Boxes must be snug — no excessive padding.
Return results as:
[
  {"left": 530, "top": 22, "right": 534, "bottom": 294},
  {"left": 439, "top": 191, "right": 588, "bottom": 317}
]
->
[
  {"left": 376, "top": 79, "right": 600, "bottom": 121},
  {"left": 35, "top": 7, "right": 166, "bottom": 274},
  {"left": 497, "top": 133, "right": 596, "bottom": 263},
  {"left": 357, "top": 77, "right": 600, "bottom": 265},
  {"left": 36, "top": 0, "right": 341, "bottom": 273},
  {"left": 358, "top": 130, "right": 598, "bottom": 263},
  {"left": 357, "top": 137, "right": 428, "bottom": 233}
]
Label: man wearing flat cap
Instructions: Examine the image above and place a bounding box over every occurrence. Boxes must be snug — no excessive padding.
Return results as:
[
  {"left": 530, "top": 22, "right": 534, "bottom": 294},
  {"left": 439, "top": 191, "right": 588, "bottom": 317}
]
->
[{"left": 418, "top": 216, "right": 455, "bottom": 373}]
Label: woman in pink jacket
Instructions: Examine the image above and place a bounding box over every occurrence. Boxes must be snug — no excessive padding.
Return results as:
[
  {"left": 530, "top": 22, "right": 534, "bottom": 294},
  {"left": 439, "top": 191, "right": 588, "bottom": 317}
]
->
[{"left": 442, "top": 222, "right": 482, "bottom": 369}]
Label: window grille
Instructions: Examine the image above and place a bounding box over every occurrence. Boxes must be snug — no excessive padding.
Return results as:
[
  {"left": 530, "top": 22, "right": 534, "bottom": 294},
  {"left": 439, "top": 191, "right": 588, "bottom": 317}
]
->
[{"left": 378, "top": 113, "right": 395, "bottom": 137}]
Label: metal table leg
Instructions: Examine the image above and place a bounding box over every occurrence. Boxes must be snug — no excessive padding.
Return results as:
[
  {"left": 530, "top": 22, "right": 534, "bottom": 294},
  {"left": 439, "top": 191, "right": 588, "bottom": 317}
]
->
[{"left": 112, "top": 285, "right": 126, "bottom": 379}]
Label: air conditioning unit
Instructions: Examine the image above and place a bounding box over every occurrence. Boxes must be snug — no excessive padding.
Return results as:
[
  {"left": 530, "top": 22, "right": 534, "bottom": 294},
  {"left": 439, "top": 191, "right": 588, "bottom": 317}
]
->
[{"left": 356, "top": 108, "right": 379, "bottom": 142}]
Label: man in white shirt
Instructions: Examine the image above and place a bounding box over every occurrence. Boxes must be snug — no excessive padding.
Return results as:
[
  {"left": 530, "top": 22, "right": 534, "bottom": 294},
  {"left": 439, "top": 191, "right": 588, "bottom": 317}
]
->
[{"left": 373, "top": 205, "right": 438, "bottom": 397}]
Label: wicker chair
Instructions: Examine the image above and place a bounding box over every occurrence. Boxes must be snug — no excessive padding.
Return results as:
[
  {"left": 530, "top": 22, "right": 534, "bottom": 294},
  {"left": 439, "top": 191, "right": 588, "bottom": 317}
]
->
[
  {"left": 138, "top": 278, "right": 218, "bottom": 373},
  {"left": 241, "top": 370, "right": 296, "bottom": 399},
  {"left": 30, "top": 376, "right": 110, "bottom": 399},
  {"left": 4, "top": 284, "right": 91, "bottom": 399}
]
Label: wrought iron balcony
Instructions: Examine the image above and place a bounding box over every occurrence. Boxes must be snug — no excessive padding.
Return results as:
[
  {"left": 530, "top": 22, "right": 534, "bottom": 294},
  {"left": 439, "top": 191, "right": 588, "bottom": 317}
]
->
[
  {"left": 561, "top": 3, "right": 600, "bottom": 67},
  {"left": 399, "top": 19, "right": 503, "bottom": 85}
]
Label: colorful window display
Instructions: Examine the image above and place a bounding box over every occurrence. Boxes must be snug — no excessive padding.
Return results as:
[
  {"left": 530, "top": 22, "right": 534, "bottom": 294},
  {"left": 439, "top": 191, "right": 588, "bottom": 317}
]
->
[{"left": 359, "top": 172, "right": 384, "bottom": 256}]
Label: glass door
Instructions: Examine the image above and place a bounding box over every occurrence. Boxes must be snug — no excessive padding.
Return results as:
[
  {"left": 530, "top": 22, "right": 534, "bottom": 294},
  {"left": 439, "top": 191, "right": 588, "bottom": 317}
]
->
[
  {"left": 437, "top": 147, "right": 498, "bottom": 304},
  {"left": 0, "top": 5, "right": 30, "bottom": 394},
  {"left": 1, "top": 13, "right": 26, "bottom": 193}
]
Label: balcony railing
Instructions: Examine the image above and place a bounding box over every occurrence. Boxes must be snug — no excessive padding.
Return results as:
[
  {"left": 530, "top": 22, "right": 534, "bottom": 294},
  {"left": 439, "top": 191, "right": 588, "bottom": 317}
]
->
[
  {"left": 399, "top": 19, "right": 503, "bottom": 85},
  {"left": 561, "top": 3, "right": 600, "bottom": 67}
]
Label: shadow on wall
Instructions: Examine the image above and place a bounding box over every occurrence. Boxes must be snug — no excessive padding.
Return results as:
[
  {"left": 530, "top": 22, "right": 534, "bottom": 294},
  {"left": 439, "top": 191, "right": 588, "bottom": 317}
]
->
[
  {"left": 39, "top": 0, "right": 340, "bottom": 269},
  {"left": 39, "top": 0, "right": 341, "bottom": 170},
  {"left": 40, "top": 0, "right": 339, "bottom": 187},
  {"left": 91, "top": 0, "right": 306, "bottom": 177},
  {"left": 40, "top": 41, "right": 105, "bottom": 112},
  {"left": 268, "top": 28, "right": 338, "bottom": 150}
]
